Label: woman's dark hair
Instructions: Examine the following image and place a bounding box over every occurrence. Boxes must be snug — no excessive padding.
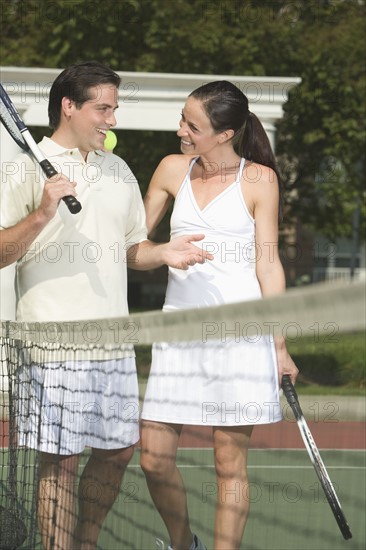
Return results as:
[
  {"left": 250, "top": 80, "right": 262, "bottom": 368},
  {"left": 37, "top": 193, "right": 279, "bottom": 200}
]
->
[
  {"left": 48, "top": 61, "right": 121, "bottom": 130},
  {"left": 190, "top": 81, "right": 283, "bottom": 218}
]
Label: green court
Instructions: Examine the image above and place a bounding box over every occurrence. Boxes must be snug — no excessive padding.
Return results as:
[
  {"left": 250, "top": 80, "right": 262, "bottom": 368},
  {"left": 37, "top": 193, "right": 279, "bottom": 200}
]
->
[
  {"left": 97, "top": 448, "right": 365, "bottom": 550},
  {"left": 0, "top": 445, "right": 365, "bottom": 549}
]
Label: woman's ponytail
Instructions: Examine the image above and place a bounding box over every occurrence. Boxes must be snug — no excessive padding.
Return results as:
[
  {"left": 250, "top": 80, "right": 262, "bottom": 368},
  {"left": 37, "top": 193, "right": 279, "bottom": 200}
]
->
[{"left": 240, "top": 112, "right": 284, "bottom": 220}]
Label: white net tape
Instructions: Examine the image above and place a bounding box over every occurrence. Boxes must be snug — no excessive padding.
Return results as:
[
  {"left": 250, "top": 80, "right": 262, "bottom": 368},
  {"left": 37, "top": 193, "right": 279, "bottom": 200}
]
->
[{"left": 0, "top": 280, "right": 364, "bottom": 347}]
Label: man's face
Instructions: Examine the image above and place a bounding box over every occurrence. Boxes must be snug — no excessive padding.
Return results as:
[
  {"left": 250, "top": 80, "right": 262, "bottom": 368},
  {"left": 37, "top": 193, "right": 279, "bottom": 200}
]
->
[{"left": 67, "top": 84, "right": 118, "bottom": 157}]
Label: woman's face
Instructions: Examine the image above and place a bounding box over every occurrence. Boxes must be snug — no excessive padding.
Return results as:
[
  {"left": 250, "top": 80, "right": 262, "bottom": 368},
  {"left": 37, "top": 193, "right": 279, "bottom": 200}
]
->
[{"left": 177, "top": 96, "right": 221, "bottom": 157}]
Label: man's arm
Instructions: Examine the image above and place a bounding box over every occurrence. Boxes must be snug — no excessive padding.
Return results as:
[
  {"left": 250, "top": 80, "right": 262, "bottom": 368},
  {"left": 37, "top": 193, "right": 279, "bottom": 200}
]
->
[
  {"left": 127, "top": 235, "right": 213, "bottom": 271},
  {"left": 0, "top": 174, "right": 77, "bottom": 268},
  {"left": 127, "top": 154, "right": 212, "bottom": 270},
  {"left": 1, "top": 210, "right": 49, "bottom": 268}
]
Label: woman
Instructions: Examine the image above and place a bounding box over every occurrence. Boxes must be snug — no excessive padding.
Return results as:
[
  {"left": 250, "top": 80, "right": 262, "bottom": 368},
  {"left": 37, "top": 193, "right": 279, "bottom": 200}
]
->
[{"left": 140, "top": 81, "right": 298, "bottom": 550}]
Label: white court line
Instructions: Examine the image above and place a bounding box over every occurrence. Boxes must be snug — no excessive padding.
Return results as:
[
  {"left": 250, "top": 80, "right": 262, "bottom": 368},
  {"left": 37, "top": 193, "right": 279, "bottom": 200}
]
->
[
  {"left": 127, "top": 465, "right": 365, "bottom": 470},
  {"left": 175, "top": 448, "right": 366, "bottom": 452}
]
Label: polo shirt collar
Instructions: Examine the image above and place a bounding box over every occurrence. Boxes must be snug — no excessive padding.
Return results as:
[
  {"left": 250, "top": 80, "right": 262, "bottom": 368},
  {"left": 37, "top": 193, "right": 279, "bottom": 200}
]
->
[{"left": 39, "top": 136, "right": 105, "bottom": 161}]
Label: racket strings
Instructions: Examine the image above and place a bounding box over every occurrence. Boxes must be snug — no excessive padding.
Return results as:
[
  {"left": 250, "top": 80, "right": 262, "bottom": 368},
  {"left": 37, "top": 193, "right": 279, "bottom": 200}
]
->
[{"left": 0, "top": 99, "right": 25, "bottom": 148}]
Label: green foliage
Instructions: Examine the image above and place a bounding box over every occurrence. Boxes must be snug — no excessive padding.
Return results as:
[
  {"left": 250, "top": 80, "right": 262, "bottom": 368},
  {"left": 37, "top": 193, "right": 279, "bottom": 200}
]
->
[
  {"left": 135, "top": 331, "right": 366, "bottom": 392},
  {"left": 135, "top": 345, "right": 152, "bottom": 379},
  {"left": 112, "top": 129, "right": 178, "bottom": 237},
  {"left": 276, "top": 1, "right": 366, "bottom": 238},
  {"left": 292, "top": 353, "right": 342, "bottom": 386},
  {"left": 1, "top": 0, "right": 365, "bottom": 238},
  {"left": 287, "top": 332, "right": 365, "bottom": 389}
]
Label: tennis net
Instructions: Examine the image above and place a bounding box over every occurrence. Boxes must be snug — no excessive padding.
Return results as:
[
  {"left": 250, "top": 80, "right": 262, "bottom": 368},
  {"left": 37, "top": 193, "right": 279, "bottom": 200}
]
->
[{"left": 0, "top": 280, "right": 365, "bottom": 549}]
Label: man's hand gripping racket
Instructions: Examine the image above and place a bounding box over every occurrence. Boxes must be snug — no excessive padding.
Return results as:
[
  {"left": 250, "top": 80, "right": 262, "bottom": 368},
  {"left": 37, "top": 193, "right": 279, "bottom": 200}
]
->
[
  {"left": 0, "top": 82, "right": 81, "bottom": 214},
  {"left": 281, "top": 375, "right": 352, "bottom": 540}
]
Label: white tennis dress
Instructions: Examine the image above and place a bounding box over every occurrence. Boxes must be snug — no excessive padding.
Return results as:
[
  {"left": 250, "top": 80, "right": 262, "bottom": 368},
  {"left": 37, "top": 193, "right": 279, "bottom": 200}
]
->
[{"left": 141, "top": 157, "right": 282, "bottom": 426}]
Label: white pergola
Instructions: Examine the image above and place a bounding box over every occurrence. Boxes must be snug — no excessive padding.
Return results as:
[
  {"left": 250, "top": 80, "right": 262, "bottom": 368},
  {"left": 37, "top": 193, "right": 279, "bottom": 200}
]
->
[
  {"left": 0, "top": 67, "right": 301, "bottom": 319},
  {"left": 0, "top": 67, "right": 301, "bottom": 155}
]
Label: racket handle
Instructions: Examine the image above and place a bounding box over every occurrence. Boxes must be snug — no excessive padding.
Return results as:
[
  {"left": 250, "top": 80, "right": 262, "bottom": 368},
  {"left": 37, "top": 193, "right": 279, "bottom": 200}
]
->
[
  {"left": 39, "top": 159, "right": 82, "bottom": 214},
  {"left": 282, "top": 374, "right": 297, "bottom": 398},
  {"left": 281, "top": 374, "right": 302, "bottom": 420},
  {"left": 62, "top": 194, "right": 82, "bottom": 214}
]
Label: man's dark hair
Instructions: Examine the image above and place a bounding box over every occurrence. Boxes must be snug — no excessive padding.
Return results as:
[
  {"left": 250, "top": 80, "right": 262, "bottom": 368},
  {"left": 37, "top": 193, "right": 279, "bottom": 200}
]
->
[{"left": 48, "top": 61, "right": 121, "bottom": 129}]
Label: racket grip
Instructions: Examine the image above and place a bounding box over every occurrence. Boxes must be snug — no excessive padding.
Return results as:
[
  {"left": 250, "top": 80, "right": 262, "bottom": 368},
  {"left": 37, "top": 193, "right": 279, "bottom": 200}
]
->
[
  {"left": 282, "top": 374, "right": 297, "bottom": 397},
  {"left": 40, "top": 159, "right": 82, "bottom": 214},
  {"left": 281, "top": 375, "right": 302, "bottom": 420},
  {"left": 62, "top": 195, "right": 82, "bottom": 214}
]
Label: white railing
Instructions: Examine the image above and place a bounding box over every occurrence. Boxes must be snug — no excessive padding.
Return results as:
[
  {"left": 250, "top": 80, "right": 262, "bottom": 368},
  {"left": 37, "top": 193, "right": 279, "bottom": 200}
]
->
[{"left": 313, "top": 267, "right": 366, "bottom": 283}]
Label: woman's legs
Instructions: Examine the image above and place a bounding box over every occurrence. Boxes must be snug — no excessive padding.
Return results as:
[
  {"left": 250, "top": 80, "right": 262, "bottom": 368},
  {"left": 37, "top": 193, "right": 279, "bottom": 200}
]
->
[
  {"left": 213, "top": 425, "right": 253, "bottom": 550},
  {"left": 140, "top": 420, "right": 193, "bottom": 550},
  {"left": 37, "top": 452, "right": 80, "bottom": 550}
]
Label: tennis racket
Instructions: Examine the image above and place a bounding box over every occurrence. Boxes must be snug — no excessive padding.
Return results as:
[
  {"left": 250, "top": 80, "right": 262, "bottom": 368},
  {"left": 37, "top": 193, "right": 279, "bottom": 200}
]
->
[
  {"left": 281, "top": 375, "right": 352, "bottom": 540},
  {"left": 0, "top": 83, "right": 81, "bottom": 214}
]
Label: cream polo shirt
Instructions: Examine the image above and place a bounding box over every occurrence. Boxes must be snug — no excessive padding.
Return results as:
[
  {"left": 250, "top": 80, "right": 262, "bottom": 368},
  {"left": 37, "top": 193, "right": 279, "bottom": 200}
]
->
[{"left": 1, "top": 137, "right": 147, "bottom": 326}]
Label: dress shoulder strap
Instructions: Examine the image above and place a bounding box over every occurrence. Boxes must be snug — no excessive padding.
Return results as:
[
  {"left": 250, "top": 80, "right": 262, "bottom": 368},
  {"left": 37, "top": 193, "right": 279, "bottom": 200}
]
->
[
  {"left": 237, "top": 158, "right": 246, "bottom": 181},
  {"left": 186, "top": 156, "right": 199, "bottom": 179},
  {"left": 175, "top": 156, "right": 200, "bottom": 200}
]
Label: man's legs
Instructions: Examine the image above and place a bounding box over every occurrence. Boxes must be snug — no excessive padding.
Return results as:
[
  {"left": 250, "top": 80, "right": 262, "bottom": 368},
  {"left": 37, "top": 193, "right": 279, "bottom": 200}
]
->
[
  {"left": 74, "top": 445, "right": 135, "bottom": 550},
  {"left": 38, "top": 446, "right": 134, "bottom": 550}
]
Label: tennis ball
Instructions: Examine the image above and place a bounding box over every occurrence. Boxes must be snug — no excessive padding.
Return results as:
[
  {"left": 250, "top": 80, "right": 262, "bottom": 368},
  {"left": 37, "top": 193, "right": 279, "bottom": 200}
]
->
[{"left": 104, "top": 130, "right": 117, "bottom": 151}]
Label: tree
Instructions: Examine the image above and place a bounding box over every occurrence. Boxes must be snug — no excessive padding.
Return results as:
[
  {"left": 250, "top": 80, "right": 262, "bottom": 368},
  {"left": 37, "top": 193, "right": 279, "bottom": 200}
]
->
[
  {"left": 1, "top": 0, "right": 364, "bottom": 239},
  {"left": 276, "top": 0, "right": 366, "bottom": 239}
]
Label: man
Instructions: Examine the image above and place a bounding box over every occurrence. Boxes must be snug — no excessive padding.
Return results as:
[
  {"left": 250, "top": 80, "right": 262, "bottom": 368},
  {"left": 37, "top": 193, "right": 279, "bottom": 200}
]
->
[{"left": 0, "top": 61, "right": 212, "bottom": 550}]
